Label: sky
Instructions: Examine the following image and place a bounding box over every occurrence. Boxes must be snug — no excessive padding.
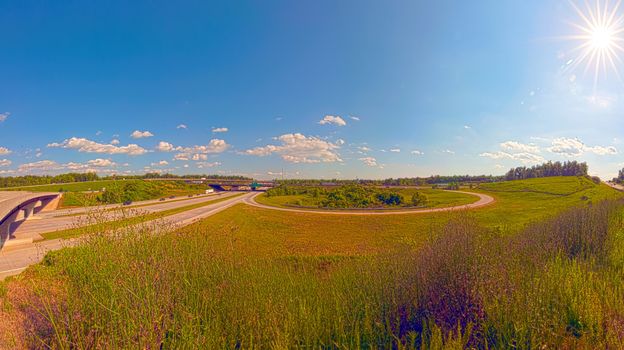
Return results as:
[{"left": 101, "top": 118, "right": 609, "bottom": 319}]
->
[{"left": 0, "top": 0, "right": 623, "bottom": 180}]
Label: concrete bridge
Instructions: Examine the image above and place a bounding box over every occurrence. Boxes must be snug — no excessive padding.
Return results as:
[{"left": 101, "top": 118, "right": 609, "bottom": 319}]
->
[{"left": 0, "top": 192, "right": 61, "bottom": 244}]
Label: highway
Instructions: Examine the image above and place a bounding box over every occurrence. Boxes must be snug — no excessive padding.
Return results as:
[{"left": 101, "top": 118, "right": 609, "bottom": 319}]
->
[
  {"left": 11, "top": 192, "right": 240, "bottom": 241},
  {"left": 0, "top": 192, "right": 255, "bottom": 279}
]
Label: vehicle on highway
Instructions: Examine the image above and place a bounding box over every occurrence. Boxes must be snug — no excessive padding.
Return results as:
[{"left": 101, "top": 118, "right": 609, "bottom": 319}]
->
[{"left": 123, "top": 200, "right": 133, "bottom": 206}]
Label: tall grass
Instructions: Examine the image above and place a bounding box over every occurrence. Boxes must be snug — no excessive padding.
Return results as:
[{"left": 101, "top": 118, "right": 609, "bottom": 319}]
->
[{"left": 12, "top": 200, "right": 624, "bottom": 348}]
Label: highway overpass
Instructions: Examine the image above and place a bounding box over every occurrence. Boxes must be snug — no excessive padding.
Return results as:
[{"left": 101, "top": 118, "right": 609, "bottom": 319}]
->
[{"left": 0, "top": 192, "right": 61, "bottom": 244}]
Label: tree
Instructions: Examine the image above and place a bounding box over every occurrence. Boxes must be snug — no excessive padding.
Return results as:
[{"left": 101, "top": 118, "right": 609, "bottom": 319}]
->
[
  {"left": 411, "top": 192, "right": 428, "bottom": 207},
  {"left": 617, "top": 168, "right": 624, "bottom": 183}
]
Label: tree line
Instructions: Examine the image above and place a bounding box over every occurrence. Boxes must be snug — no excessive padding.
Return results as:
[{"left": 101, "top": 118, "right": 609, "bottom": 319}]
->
[
  {"left": 0, "top": 172, "right": 252, "bottom": 188},
  {"left": 504, "top": 161, "right": 589, "bottom": 181},
  {"left": 0, "top": 173, "right": 99, "bottom": 189}
]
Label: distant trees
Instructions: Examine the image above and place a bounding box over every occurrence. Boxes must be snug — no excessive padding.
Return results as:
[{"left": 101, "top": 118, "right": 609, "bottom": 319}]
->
[
  {"left": 275, "top": 175, "right": 504, "bottom": 187},
  {"left": 0, "top": 172, "right": 253, "bottom": 189},
  {"left": 505, "top": 161, "right": 589, "bottom": 181},
  {"left": 0, "top": 172, "right": 99, "bottom": 188}
]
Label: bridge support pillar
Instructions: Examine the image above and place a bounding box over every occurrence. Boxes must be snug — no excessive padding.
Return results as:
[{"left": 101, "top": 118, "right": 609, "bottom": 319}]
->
[
  {"left": 0, "top": 210, "right": 20, "bottom": 242},
  {"left": 23, "top": 202, "right": 36, "bottom": 220}
]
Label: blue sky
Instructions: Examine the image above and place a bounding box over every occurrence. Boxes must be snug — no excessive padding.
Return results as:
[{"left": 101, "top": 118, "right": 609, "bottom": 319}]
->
[{"left": 0, "top": 0, "right": 623, "bottom": 179}]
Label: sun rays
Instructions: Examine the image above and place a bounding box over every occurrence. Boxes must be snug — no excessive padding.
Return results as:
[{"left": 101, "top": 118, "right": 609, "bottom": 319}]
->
[{"left": 564, "top": 0, "right": 624, "bottom": 87}]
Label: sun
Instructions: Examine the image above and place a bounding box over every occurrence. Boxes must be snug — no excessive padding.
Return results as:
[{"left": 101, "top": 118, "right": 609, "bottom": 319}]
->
[{"left": 565, "top": 0, "right": 624, "bottom": 86}]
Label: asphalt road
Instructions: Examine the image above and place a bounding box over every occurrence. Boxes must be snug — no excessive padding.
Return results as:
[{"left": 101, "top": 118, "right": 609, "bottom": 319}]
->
[
  {"left": 11, "top": 192, "right": 240, "bottom": 240},
  {"left": 0, "top": 192, "right": 255, "bottom": 279},
  {"left": 243, "top": 190, "right": 495, "bottom": 215}
]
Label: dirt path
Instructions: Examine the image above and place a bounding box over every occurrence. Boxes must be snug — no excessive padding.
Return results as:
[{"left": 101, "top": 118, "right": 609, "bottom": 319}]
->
[{"left": 243, "top": 190, "right": 495, "bottom": 215}]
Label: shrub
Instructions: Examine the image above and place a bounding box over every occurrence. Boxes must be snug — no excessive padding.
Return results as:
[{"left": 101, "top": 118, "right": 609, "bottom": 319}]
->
[{"left": 411, "top": 192, "right": 428, "bottom": 206}]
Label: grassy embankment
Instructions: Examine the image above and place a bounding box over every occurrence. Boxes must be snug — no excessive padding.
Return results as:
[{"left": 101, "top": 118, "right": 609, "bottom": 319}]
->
[
  {"left": 256, "top": 187, "right": 478, "bottom": 211},
  {"left": 2, "top": 180, "right": 207, "bottom": 208},
  {"left": 1, "top": 176, "right": 624, "bottom": 348}
]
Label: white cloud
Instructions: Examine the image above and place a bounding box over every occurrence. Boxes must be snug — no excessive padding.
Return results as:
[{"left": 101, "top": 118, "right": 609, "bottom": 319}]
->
[
  {"left": 0, "top": 147, "right": 11, "bottom": 155},
  {"left": 318, "top": 115, "right": 347, "bottom": 127},
  {"left": 442, "top": 150, "right": 455, "bottom": 155},
  {"left": 110, "top": 139, "right": 120, "bottom": 145},
  {"left": 183, "top": 164, "right": 189, "bottom": 168},
  {"left": 156, "top": 141, "right": 175, "bottom": 152},
  {"left": 17, "top": 159, "right": 116, "bottom": 173},
  {"left": 390, "top": 148, "right": 401, "bottom": 153},
  {"left": 359, "top": 157, "right": 378, "bottom": 167},
  {"left": 48, "top": 137, "right": 147, "bottom": 155},
  {"left": 176, "top": 124, "right": 187, "bottom": 129},
  {"left": 357, "top": 146, "right": 372, "bottom": 153},
  {"left": 95, "top": 130, "right": 102, "bottom": 136},
  {"left": 0, "top": 112, "right": 10, "bottom": 122},
  {"left": 197, "top": 161, "right": 221, "bottom": 168},
  {"left": 130, "top": 130, "right": 154, "bottom": 139},
  {"left": 151, "top": 160, "right": 169, "bottom": 166},
  {"left": 500, "top": 141, "right": 541, "bottom": 154},
  {"left": 548, "top": 137, "right": 617, "bottom": 157},
  {"left": 212, "top": 127, "right": 228, "bottom": 133},
  {"left": 479, "top": 151, "right": 545, "bottom": 164},
  {"left": 243, "top": 133, "right": 342, "bottom": 163},
  {"left": 464, "top": 125, "right": 471, "bottom": 129},
  {"left": 350, "top": 116, "right": 360, "bottom": 121},
  {"left": 173, "top": 153, "right": 189, "bottom": 161},
  {"left": 0, "top": 159, "right": 11, "bottom": 167},
  {"left": 411, "top": 150, "right": 424, "bottom": 155},
  {"left": 191, "top": 154, "right": 208, "bottom": 161},
  {"left": 86, "top": 158, "right": 116, "bottom": 167},
  {"left": 175, "top": 139, "right": 229, "bottom": 154},
  {"left": 18, "top": 160, "right": 59, "bottom": 172}
]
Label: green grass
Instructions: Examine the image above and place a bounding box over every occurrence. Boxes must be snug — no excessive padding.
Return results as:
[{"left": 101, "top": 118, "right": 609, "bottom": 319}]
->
[
  {"left": 256, "top": 188, "right": 478, "bottom": 210},
  {"left": 40, "top": 193, "right": 244, "bottom": 240},
  {"left": 478, "top": 176, "right": 596, "bottom": 195},
  {"left": 3, "top": 177, "right": 624, "bottom": 348}
]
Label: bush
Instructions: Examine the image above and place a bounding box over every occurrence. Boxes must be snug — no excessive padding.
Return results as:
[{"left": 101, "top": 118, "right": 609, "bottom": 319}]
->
[{"left": 411, "top": 192, "right": 428, "bottom": 206}]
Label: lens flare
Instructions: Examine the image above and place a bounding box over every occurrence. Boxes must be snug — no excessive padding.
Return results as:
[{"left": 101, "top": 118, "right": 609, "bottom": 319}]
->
[{"left": 564, "top": 0, "right": 624, "bottom": 87}]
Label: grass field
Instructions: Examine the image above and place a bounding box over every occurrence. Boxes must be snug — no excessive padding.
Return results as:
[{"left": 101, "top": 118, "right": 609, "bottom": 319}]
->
[
  {"left": 2, "top": 180, "right": 208, "bottom": 208},
  {"left": 1, "top": 176, "right": 624, "bottom": 348},
  {"left": 256, "top": 188, "right": 478, "bottom": 211}
]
